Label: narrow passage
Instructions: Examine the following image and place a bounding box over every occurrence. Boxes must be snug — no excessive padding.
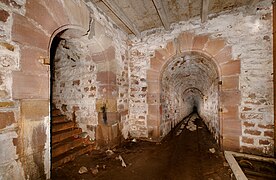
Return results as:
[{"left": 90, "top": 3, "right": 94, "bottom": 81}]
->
[{"left": 52, "top": 113, "right": 233, "bottom": 180}]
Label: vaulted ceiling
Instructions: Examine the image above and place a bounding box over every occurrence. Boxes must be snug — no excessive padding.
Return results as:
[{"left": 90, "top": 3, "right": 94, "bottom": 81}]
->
[{"left": 89, "top": 0, "right": 261, "bottom": 36}]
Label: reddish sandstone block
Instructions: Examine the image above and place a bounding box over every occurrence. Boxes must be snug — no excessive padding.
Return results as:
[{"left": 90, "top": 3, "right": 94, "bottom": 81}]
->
[
  {"left": 147, "top": 82, "right": 160, "bottom": 93},
  {"left": 20, "top": 46, "right": 48, "bottom": 73},
  {"left": 92, "top": 46, "right": 115, "bottom": 63},
  {"left": 148, "top": 106, "right": 161, "bottom": 122},
  {"left": 222, "top": 75, "right": 239, "bottom": 90},
  {"left": 204, "top": 39, "right": 225, "bottom": 56},
  {"left": 241, "top": 113, "right": 263, "bottom": 120},
  {"left": 98, "top": 85, "right": 118, "bottom": 98},
  {"left": 12, "top": 71, "right": 49, "bottom": 99},
  {"left": 223, "top": 135, "right": 240, "bottom": 151},
  {"left": 242, "top": 136, "right": 254, "bottom": 144},
  {"left": 214, "top": 46, "right": 233, "bottom": 65},
  {"left": 0, "top": 9, "right": 9, "bottom": 22},
  {"left": 243, "top": 121, "right": 255, "bottom": 127},
  {"left": 223, "top": 120, "right": 241, "bottom": 136},
  {"left": 148, "top": 125, "right": 160, "bottom": 139},
  {"left": 0, "top": 111, "right": 15, "bottom": 129},
  {"left": 192, "top": 35, "right": 209, "bottom": 50},
  {"left": 147, "top": 69, "right": 160, "bottom": 82},
  {"left": 148, "top": 104, "right": 161, "bottom": 114},
  {"left": 258, "top": 124, "right": 274, "bottom": 129},
  {"left": 147, "top": 119, "right": 159, "bottom": 126},
  {"left": 154, "top": 48, "right": 169, "bottom": 62},
  {"left": 221, "top": 60, "right": 240, "bottom": 76},
  {"left": 221, "top": 90, "right": 241, "bottom": 106},
  {"left": 178, "top": 32, "right": 194, "bottom": 51},
  {"left": 12, "top": 14, "right": 49, "bottom": 50},
  {"left": 166, "top": 41, "right": 176, "bottom": 57},
  {"left": 264, "top": 131, "right": 273, "bottom": 138},
  {"left": 223, "top": 105, "right": 239, "bottom": 120},
  {"left": 62, "top": 0, "right": 90, "bottom": 31},
  {"left": 25, "top": 0, "right": 59, "bottom": 34},
  {"left": 244, "top": 129, "right": 261, "bottom": 136},
  {"left": 42, "top": 0, "right": 70, "bottom": 26},
  {"left": 241, "top": 146, "right": 265, "bottom": 156},
  {"left": 21, "top": 100, "right": 49, "bottom": 120},
  {"left": 96, "top": 71, "right": 116, "bottom": 84},
  {"left": 259, "top": 139, "right": 270, "bottom": 145},
  {"left": 150, "top": 57, "right": 163, "bottom": 71},
  {"left": 147, "top": 93, "right": 160, "bottom": 104}
]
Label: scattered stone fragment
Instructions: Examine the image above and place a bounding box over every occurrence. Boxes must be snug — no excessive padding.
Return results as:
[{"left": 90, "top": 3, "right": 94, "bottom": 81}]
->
[
  {"left": 176, "top": 130, "right": 182, "bottom": 136},
  {"left": 209, "top": 148, "right": 216, "bottom": 153},
  {"left": 90, "top": 166, "right": 99, "bottom": 175},
  {"left": 78, "top": 166, "right": 88, "bottom": 174},
  {"left": 106, "top": 149, "right": 115, "bottom": 156},
  {"left": 116, "top": 155, "right": 127, "bottom": 167}
]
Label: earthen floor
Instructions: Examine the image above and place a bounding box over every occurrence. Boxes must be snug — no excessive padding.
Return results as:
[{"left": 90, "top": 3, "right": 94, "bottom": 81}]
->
[{"left": 52, "top": 114, "right": 233, "bottom": 180}]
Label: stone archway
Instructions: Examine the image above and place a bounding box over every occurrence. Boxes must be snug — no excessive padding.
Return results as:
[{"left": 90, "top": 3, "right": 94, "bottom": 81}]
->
[
  {"left": 11, "top": 0, "right": 91, "bottom": 178},
  {"left": 147, "top": 32, "right": 241, "bottom": 151}
]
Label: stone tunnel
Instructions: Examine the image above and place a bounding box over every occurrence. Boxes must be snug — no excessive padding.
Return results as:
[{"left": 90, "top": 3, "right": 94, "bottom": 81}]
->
[{"left": 0, "top": 0, "right": 274, "bottom": 179}]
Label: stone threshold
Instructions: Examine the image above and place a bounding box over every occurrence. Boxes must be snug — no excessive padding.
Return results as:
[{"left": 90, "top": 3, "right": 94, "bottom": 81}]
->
[{"left": 225, "top": 151, "right": 276, "bottom": 180}]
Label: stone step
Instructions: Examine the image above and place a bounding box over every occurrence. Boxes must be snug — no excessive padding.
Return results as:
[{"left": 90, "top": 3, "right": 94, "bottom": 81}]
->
[
  {"left": 52, "top": 115, "right": 69, "bottom": 124},
  {"left": 52, "top": 109, "right": 62, "bottom": 117},
  {"left": 52, "top": 144, "right": 95, "bottom": 169},
  {"left": 52, "top": 121, "right": 75, "bottom": 133},
  {"left": 52, "top": 128, "right": 82, "bottom": 144},
  {"left": 52, "top": 137, "right": 84, "bottom": 158}
]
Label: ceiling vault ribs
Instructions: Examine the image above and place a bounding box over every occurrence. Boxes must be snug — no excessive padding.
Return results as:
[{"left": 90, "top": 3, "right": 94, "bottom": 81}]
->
[
  {"left": 152, "top": 0, "right": 170, "bottom": 30},
  {"left": 201, "top": 0, "right": 210, "bottom": 23},
  {"left": 101, "top": 0, "right": 141, "bottom": 37}
]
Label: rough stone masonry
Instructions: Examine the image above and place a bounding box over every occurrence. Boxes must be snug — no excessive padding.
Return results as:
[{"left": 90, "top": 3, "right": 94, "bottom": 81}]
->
[{"left": 0, "top": 0, "right": 274, "bottom": 179}]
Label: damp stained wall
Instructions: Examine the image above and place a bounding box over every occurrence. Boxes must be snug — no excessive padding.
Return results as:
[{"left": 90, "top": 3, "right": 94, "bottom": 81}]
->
[
  {"left": 0, "top": 0, "right": 129, "bottom": 179},
  {"left": 129, "top": 0, "right": 274, "bottom": 155},
  {"left": 0, "top": 0, "right": 274, "bottom": 179}
]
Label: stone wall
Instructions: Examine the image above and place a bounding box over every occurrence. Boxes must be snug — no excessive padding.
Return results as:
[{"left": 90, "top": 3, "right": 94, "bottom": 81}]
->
[
  {"left": 0, "top": 0, "right": 128, "bottom": 179},
  {"left": 129, "top": 0, "right": 274, "bottom": 155},
  {"left": 0, "top": 0, "right": 274, "bottom": 179},
  {"left": 52, "top": 15, "right": 129, "bottom": 142}
]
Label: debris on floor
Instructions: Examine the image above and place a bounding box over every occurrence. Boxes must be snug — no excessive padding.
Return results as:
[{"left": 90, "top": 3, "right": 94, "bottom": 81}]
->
[
  {"left": 78, "top": 166, "right": 88, "bottom": 174},
  {"left": 186, "top": 114, "right": 198, "bottom": 131},
  {"left": 106, "top": 149, "right": 115, "bottom": 156},
  {"left": 90, "top": 166, "right": 99, "bottom": 175},
  {"left": 176, "top": 129, "right": 182, "bottom": 136},
  {"left": 186, "top": 120, "right": 197, "bottom": 131},
  {"left": 116, "top": 155, "right": 127, "bottom": 167},
  {"left": 52, "top": 113, "right": 233, "bottom": 180},
  {"left": 209, "top": 148, "right": 216, "bottom": 153}
]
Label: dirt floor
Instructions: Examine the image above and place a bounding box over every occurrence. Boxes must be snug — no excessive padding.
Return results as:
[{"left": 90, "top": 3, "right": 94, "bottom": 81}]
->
[{"left": 52, "top": 113, "right": 234, "bottom": 180}]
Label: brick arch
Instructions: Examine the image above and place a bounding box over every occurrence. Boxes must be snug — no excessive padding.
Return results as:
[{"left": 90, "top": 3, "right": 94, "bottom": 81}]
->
[{"left": 147, "top": 32, "right": 241, "bottom": 151}]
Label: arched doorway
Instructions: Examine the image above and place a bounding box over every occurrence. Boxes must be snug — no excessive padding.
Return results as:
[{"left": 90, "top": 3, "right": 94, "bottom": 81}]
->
[
  {"left": 146, "top": 32, "right": 241, "bottom": 151},
  {"left": 160, "top": 52, "right": 221, "bottom": 143},
  {"left": 49, "top": 28, "right": 98, "bottom": 169}
]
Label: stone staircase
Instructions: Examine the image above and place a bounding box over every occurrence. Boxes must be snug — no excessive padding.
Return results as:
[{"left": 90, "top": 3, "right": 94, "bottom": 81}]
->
[{"left": 51, "top": 107, "right": 95, "bottom": 169}]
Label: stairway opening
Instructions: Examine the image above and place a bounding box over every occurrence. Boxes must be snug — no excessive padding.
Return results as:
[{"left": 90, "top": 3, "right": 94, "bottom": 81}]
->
[
  {"left": 49, "top": 30, "right": 96, "bottom": 169},
  {"left": 161, "top": 52, "right": 221, "bottom": 144}
]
